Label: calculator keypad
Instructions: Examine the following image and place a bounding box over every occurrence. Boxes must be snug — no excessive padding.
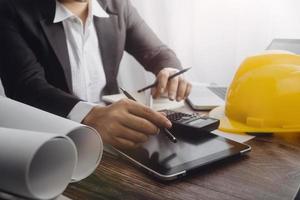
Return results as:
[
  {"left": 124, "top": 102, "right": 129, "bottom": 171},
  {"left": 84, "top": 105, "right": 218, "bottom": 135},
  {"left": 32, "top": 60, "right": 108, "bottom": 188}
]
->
[{"left": 161, "top": 110, "right": 200, "bottom": 123}]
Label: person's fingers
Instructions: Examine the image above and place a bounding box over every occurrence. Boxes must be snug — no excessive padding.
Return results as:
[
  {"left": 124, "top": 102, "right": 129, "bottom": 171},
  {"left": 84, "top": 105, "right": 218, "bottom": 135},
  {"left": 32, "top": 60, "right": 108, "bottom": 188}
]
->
[
  {"left": 151, "top": 87, "right": 157, "bottom": 96},
  {"left": 115, "top": 124, "right": 149, "bottom": 143},
  {"left": 154, "top": 70, "right": 169, "bottom": 98},
  {"left": 176, "top": 77, "right": 188, "bottom": 101},
  {"left": 184, "top": 83, "right": 192, "bottom": 99},
  {"left": 127, "top": 103, "right": 172, "bottom": 129},
  {"left": 167, "top": 77, "right": 179, "bottom": 101},
  {"left": 114, "top": 137, "right": 141, "bottom": 149},
  {"left": 122, "top": 113, "right": 159, "bottom": 136},
  {"left": 160, "top": 112, "right": 167, "bottom": 116}
]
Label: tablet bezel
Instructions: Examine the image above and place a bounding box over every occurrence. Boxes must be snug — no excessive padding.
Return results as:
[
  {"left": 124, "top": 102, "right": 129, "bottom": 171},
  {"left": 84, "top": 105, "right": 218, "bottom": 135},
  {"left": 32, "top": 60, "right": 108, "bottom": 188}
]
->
[{"left": 113, "top": 134, "right": 251, "bottom": 181}]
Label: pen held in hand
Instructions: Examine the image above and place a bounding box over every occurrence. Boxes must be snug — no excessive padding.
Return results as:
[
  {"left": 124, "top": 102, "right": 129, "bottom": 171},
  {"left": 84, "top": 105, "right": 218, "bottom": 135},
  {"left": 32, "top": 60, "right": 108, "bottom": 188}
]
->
[
  {"left": 119, "top": 87, "right": 136, "bottom": 101},
  {"left": 163, "top": 128, "right": 177, "bottom": 143},
  {"left": 119, "top": 87, "right": 177, "bottom": 143},
  {"left": 137, "top": 67, "right": 191, "bottom": 93}
]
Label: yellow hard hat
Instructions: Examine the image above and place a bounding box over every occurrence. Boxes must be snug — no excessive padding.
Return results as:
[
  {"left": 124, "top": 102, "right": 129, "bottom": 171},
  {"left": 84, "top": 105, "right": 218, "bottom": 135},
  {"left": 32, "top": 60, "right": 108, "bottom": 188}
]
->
[{"left": 209, "top": 51, "right": 300, "bottom": 133}]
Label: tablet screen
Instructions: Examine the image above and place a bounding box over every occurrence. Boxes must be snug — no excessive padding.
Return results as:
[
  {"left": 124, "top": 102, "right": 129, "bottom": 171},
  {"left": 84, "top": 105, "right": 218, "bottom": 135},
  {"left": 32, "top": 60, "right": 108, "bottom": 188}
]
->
[
  {"left": 121, "top": 132, "right": 247, "bottom": 176},
  {"left": 141, "top": 135, "right": 233, "bottom": 169}
]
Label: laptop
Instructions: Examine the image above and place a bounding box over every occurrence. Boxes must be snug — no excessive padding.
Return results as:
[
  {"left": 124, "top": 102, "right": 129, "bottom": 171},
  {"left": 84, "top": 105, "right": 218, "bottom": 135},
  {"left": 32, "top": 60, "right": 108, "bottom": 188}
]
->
[
  {"left": 187, "top": 85, "right": 226, "bottom": 110},
  {"left": 267, "top": 38, "right": 300, "bottom": 54},
  {"left": 187, "top": 38, "right": 300, "bottom": 111}
]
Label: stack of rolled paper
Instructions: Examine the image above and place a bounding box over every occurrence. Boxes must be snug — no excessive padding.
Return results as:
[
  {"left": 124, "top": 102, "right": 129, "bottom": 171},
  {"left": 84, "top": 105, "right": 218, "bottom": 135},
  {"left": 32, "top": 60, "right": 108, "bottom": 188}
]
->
[{"left": 0, "top": 98, "right": 103, "bottom": 199}]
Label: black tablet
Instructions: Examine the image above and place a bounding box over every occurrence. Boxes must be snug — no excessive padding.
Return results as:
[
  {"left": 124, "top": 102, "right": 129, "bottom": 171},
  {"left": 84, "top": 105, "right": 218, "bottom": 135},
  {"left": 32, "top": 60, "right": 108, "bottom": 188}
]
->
[{"left": 114, "top": 132, "right": 251, "bottom": 181}]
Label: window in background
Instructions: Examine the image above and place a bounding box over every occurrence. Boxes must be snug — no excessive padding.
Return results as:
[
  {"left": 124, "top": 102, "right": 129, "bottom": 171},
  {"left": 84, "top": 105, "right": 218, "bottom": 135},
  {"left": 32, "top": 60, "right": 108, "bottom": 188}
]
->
[{"left": 119, "top": 0, "right": 300, "bottom": 90}]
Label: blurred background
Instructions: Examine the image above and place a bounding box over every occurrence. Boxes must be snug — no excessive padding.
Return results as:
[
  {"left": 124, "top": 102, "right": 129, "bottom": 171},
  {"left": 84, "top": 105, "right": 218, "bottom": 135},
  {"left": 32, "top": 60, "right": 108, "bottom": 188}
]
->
[
  {"left": 118, "top": 0, "right": 300, "bottom": 90},
  {"left": 1, "top": 0, "right": 300, "bottom": 96}
]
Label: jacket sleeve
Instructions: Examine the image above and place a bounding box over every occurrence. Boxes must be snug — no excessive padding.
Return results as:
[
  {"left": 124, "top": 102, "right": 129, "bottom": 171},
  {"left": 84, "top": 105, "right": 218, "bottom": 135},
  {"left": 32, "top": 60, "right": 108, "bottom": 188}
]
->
[
  {"left": 0, "top": 0, "right": 80, "bottom": 117},
  {"left": 124, "top": 0, "right": 182, "bottom": 75}
]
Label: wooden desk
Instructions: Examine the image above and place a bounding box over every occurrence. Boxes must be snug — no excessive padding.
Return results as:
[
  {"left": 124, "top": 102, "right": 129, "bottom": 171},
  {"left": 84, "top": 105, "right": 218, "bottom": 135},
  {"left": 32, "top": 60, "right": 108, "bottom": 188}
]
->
[{"left": 64, "top": 106, "right": 300, "bottom": 200}]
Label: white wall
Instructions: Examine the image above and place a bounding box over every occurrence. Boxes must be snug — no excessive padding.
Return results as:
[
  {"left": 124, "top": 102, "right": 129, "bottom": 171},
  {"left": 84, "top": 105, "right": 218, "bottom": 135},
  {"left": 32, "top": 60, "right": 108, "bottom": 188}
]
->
[{"left": 118, "top": 0, "right": 300, "bottom": 90}]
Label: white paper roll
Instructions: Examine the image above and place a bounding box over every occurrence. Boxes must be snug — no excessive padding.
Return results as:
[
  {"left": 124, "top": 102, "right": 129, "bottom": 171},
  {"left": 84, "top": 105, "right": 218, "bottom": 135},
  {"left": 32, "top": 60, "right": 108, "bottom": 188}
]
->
[
  {"left": 0, "top": 127, "right": 77, "bottom": 200},
  {"left": 0, "top": 98, "right": 103, "bottom": 181}
]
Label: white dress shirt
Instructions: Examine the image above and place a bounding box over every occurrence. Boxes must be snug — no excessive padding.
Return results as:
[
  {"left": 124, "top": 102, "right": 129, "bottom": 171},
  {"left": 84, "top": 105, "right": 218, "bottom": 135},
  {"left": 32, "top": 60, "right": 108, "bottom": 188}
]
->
[{"left": 54, "top": 0, "right": 109, "bottom": 122}]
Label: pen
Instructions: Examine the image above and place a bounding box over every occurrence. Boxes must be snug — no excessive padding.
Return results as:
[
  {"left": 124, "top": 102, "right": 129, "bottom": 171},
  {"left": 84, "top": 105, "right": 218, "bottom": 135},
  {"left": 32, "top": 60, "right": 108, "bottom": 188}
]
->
[
  {"left": 120, "top": 87, "right": 177, "bottom": 143},
  {"left": 137, "top": 67, "right": 191, "bottom": 93}
]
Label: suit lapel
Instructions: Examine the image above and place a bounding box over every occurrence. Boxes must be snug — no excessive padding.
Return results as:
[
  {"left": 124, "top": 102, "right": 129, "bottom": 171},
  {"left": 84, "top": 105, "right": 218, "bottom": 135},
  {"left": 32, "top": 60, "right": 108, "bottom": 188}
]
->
[
  {"left": 94, "top": 15, "right": 119, "bottom": 88},
  {"left": 40, "top": 20, "right": 73, "bottom": 91},
  {"left": 35, "top": 0, "right": 72, "bottom": 91}
]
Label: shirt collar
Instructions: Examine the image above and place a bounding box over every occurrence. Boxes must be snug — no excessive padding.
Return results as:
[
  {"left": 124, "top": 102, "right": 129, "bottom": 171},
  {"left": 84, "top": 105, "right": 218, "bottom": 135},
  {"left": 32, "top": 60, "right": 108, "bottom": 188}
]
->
[
  {"left": 91, "top": 0, "right": 109, "bottom": 18},
  {"left": 53, "top": 0, "right": 109, "bottom": 24}
]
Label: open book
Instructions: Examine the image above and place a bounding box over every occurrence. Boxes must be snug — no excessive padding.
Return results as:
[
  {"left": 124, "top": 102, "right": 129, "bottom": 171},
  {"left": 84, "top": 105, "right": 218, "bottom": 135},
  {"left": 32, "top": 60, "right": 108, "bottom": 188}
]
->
[{"left": 0, "top": 97, "right": 103, "bottom": 200}]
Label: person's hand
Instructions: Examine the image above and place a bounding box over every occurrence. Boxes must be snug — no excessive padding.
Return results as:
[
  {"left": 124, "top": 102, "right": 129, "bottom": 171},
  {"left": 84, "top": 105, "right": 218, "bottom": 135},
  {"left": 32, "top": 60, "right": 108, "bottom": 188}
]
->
[
  {"left": 82, "top": 99, "right": 172, "bottom": 149},
  {"left": 152, "top": 68, "right": 192, "bottom": 101}
]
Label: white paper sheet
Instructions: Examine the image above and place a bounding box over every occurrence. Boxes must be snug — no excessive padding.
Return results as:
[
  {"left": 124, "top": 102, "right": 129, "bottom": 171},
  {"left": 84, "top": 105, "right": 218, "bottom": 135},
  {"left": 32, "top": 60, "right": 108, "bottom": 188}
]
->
[
  {"left": 0, "top": 98, "right": 103, "bottom": 181},
  {"left": 0, "top": 127, "right": 76, "bottom": 200},
  {"left": 102, "top": 92, "right": 184, "bottom": 111},
  {"left": 212, "top": 130, "right": 255, "bottom": 143}
]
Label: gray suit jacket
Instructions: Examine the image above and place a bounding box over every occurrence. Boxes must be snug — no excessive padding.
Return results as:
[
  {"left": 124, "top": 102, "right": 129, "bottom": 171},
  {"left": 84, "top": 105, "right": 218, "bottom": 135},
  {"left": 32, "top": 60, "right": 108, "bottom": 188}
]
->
[{"left": 0, "top": 0, "right": 181, "bottom": 117}]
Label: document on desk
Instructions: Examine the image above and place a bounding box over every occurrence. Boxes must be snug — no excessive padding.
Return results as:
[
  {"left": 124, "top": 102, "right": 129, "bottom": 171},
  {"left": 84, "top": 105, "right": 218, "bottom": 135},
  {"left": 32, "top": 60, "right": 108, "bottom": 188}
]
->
[
  {"left": 212, "top": 130, "right": 255, "bottom": 143},
  {"left": 102, "top": 91, "right": 185, "bottom": 111},
  {"left": 0, "top": 98, "right": 103, "bottom": 199}
]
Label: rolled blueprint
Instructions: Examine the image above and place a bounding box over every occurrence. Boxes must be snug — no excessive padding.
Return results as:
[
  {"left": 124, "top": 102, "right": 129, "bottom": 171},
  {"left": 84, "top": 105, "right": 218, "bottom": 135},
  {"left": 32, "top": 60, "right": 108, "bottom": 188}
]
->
[
  {"left": 0, "top": 127, "right": 76, "bottom": 200},
  {"left": 0, "top": 97, "right": 103, "bottom": 181}
]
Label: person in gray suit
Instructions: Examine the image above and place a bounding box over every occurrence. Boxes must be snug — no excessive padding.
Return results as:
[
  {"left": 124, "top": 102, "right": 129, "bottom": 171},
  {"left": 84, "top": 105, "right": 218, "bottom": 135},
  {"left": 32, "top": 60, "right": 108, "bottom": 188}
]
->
[{"left": 0, "top": 0, "right": 191, "bottom": 149}]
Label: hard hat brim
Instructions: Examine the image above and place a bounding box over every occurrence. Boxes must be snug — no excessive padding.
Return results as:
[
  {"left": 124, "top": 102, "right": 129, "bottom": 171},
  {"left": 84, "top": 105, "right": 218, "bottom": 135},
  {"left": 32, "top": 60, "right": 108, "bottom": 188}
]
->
[{"left": 209, "top": 106, "right": 300, "bottom": 133}]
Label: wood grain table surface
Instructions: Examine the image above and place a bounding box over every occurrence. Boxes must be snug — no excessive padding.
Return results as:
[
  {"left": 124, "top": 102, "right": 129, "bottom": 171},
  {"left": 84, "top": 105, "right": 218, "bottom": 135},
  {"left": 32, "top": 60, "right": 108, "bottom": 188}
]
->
[{"left": 64, "top": 105, "right": 300, "bottom": 200}]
